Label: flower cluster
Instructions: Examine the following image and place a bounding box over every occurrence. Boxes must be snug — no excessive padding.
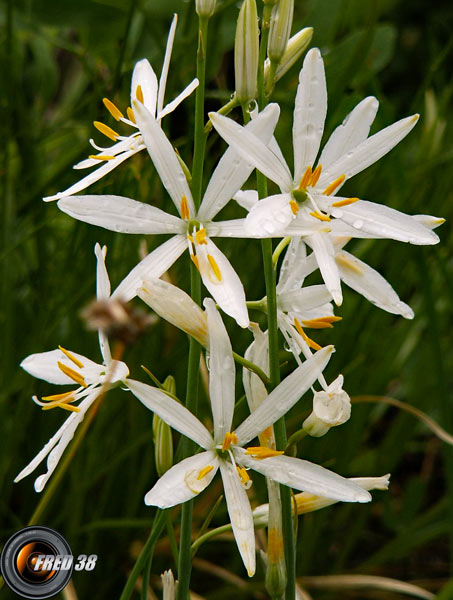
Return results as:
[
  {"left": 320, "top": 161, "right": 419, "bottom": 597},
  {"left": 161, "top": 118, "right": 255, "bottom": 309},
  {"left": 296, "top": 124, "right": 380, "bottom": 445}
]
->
[{"left": 16, "top": 4, "right": 443, "bottom": 592}]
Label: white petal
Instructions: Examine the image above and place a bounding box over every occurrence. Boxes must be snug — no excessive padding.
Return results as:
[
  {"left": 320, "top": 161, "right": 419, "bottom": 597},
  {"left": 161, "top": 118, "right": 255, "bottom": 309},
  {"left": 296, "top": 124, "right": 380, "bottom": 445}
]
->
[
  {"left": 21, "top": 349, "right": 98, "bottom": 385},
  {"left": 199, "top": 104, "right": 282, "bottom": 221},
  {"left": 158, "top": 78, "right": 199, "bottom": 120},
  {"left": 413, "top": 214, "right": 446, "bottom": 230},
  {"left": 318, "top": 97, "right": 379, "bottom": 170},
  {"left": 332, "top": 200, "right": 440, "bottom": 245},
  {"left": 94, "top": 243, "right": 112, "bottom": 363},
  {"left": 219, "top": 460, "right": 256, "bottom": 576},
  {"left": 209, "top": 109, "right": 293, "bottom": 192},
  {"left": 206, "top": 219, "right": 252, "bottom": 238},
  {"left": 133, "top": 101, "right": 195, "bottom": 217},
  {"left": 236, "top": 449, "right": 371, "bottom": 503},
  {"left": 278, "top": 285, "right": 333, "bottom": 314},
  {"left": 126, "top": 378, "right": 213, "bottom": 449},
  {"left": 234, "top": 345, "right": 334, "bottom": 446},
  {"left": 43, "top": 149, "right": 138, "bottom": 202},
  {"left": 112, "top": 235, "right": 186, "bottom": 302},
  {"left": 73, "top": 135, "right": 142, "bottom": 170},
  {"left": 196, "top": 239, "right": 249, "bottom": 328},
  {"left": 58, "top": 195, "right": 184, "bottom": 235},
  {"left": 309, "top": 233, "right": 343, "bottom": 305},
  {"left": 204, "top": 299, "right": 235, "bottom": 442},
  {"left": 157, "top": 14, "right": 177, "bottom": 117},
  {"left": 292, "top": 48, "right": 327, "bottom": 182},
  {"left": 131, "top": 59, "right": 158, "bottom": 117},
  {"left": 15, "top": 391, "right": 98, "bottom": 491},
  {"left": 145, "top": 451, "right": 219, "bottom": 507},
  {"left": 234, "top": 190, "right": 259, "bottom": 212},
  {"left": 245, "top": 193, "right": 294, "bottom": 236},
  {"left": 335, "top": 250, "right": 414, "bottom": 318},
  {"left": 277, "top": 237, "right": 307, "bottom": 293},
  {"left": 139, "top": 277, "right": 208, "bottom": 347},
  {"left": 318, "top": 114, "right": 419, "bottom": 190}
]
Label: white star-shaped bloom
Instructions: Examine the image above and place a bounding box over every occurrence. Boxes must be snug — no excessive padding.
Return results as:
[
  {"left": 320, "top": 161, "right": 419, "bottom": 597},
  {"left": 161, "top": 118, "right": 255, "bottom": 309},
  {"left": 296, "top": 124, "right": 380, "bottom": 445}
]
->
[
  {"left": 210, "top": 48, "right": 441, "bottom": 305},
  {"left": 56, "top": 103, "right": 282, "bottom": 327},
  {"left": 127, "top": 299, "right": 371, "bottom": 576},
  {"left": 15, "top": 244, "right": 129, "bottom": 492},
  {"left": 44, "top": 15, "right": 198, "bottom": 202}
]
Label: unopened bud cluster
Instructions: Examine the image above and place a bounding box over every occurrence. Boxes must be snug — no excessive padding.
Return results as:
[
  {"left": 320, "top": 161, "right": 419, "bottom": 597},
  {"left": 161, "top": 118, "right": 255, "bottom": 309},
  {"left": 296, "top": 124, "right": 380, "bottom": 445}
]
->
[{"left": 235, "top": 0, "right": 260, "bottom": 103}]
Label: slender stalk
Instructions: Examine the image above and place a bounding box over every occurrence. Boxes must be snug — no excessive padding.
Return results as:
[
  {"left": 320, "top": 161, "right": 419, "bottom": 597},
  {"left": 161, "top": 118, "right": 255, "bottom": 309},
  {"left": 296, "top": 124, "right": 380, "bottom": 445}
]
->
[
  {"left": 176, "top": 14, "right": 210, "bottom": 600},
  {"left": 232, "top": 351, "right": 271, "bottom": 388},
  {"left": 257, "top": 5, "right": 296, "bottom": 599},
  {"left": 119, "top": 510, "right": 166, "bottom": 600}
]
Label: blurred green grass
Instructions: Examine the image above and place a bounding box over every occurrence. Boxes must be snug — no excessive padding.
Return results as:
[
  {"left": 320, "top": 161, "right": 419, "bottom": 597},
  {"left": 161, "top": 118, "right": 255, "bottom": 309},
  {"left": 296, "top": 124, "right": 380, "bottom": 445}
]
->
[{"left": 1, "top": 0, "right": 453, "bottom": 598}]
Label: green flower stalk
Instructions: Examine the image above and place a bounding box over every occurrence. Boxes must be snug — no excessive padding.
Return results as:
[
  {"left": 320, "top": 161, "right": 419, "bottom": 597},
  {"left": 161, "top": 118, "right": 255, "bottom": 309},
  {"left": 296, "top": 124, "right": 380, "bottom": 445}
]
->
[
  {"left": 265, "top": 480, "right": 287, "bottom": 599},
  {"left": 235, "top": 0, "right": 260, "bottom": 105},
  {"left": 195, "top": 0, "right": 216, "bottom": 18},
  {"left": 153, "top": 376, "right": 176, "bottom": 476},
  {"left": 267, "top": 0, "right": 294, "bottom": 64}
]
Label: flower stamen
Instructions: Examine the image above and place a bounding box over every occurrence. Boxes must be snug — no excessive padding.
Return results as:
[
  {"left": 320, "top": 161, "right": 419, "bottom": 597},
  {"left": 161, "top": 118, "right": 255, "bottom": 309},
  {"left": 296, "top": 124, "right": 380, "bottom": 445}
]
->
[
  {"left": 58, "top": 346, "right": 84, "bottom": 368},
  {"left": 180, "top": 196, "right": 190, "bottom": 220},
  {"left": 88, "top": 155, "right": 116, "bottom": 161},
  {"left": 236, "top": 466, "right": 251, "bottom": 487},
  {"left": 57, "top": 362, "right": 87, "bottom": 387},
  {"left": 289, "top": 200, "right": 299, "bottom": 215},
  {"left": 93, "top": 121, "right": 120, "bottom": 142},
  {"left": 135, "top": 84, "right": 144, "bottom": 103},
  {"left": 293, "top": 317, "right": 323, "bottom": 351},
  {"left": 41, "top": 391, "right": 75, "bottom": 403},
  {"left": 309, "top": 211, "right": 331, "bottom": 222},
  {"left": 207, "top": 255, "right": 222, "bottom": 281},
  {"left": 332, "top": 197, "right": 359, "bottom": 208},
  {"left": 323, "top": 173, "right": 346, "bottom": 196},
  {"left": 222, "top": 432, "right": 238, "bottom": 451},
  {"left": 298, "top": 166, "right": 313, "bottom": 190},
  {"left": 195, "top": 228, "right": 208, "bottom": 245},
  {"left": 310, "top": 164, "right": 322, "bottom": 186},
  {"left": 126, "top": 107, "right": 136, "bottom": 124},
  {"left": 197, "top": 465, "right": 214, "bottom": 480},
  {"left": 244, "top": 446, "right": 284, "bottom": 459},
  {"left": 302, "top": 316, "right": 342, "bottom": 329},
  {"left": 102, "top": 98, "right": 124, "bottom": 121}
]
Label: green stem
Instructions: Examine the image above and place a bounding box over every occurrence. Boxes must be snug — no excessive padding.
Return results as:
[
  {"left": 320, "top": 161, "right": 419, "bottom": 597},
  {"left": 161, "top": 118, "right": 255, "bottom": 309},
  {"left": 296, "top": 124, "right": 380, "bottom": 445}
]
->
[
  {"left": 176, "top": 13, "right": 210, "bottom": 599},
  {"left": 257, "top": 6, "right": 295, "bottom": 599},
  {"left": 204, "top": 95, "right": 240, "bottom": 133},
  {"left": 119, "top": 510, "right": 166, "bottom": 600},
  {"left": 232, "top": 351, "right": 270, "bottom": 388}
]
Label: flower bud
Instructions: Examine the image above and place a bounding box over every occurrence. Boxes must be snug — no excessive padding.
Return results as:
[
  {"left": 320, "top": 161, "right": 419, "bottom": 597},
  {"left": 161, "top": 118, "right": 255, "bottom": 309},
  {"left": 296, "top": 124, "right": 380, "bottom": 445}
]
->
[
  {"left": 264, "top": 27, "right": 313, "bottom": 84},
  {"left": 234, "top": 0, "right": 260, "bottom": 104},
  {"left": 303, "top": 375, "right": 351, "bottom": 437},
  {"left": 267, "top": 0, "right": 294, "bottom": 64},
  {"left": 195, "top": 0, "right": 216, "bottom": 17},
  {"left": 153, "top": 376, "right": 175, "bottom": 477},
  {"left": 162, "top": 570, "right": 177, "bottom": 600}
]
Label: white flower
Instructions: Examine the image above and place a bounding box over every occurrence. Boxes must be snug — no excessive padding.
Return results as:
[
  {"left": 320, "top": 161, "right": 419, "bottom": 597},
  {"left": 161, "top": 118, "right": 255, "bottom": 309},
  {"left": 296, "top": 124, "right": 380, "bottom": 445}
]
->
[
  {"left": 56, "top": 103, "right": 282, "bottom": 328},
  {"left": 210, "top": 48, "right": 441, "bottom": 305},
  {"left": 44, "top": 15, "right": 198, "bottom": 202},
  {"left": 14, "top": 244, "right": 129, "bottom": 492},
  {"left": 303, "top": 375, "right": 351, "bottom": 437},
  {"left": 127, "top": 300, "right": 371, "bottom": 577}
]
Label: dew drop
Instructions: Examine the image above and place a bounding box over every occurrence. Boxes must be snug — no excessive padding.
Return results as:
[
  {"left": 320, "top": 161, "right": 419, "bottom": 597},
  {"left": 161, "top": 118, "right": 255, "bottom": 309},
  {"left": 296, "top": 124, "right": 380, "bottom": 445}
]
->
[{"left": 353, "top": 219, "right": 363, "bottom": 229}]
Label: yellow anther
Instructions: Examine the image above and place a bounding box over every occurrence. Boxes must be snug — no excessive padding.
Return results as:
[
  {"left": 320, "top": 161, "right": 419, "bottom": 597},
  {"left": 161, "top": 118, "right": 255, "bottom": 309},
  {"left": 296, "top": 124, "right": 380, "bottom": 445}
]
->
[
  {"left": 136, "top": 84, "right": 144, "bottom": 103},
  {"left": 180, "top": 195, "right": 190, "bottom": 220},
  {"left": 244, "top": 446, "right": 284, "bottom": 459},
  {"left": 236, "top": 466, "right": 250, "bottom": 486},
  {"left": 260, "top": 426, "right": 273, "bottom": 444},
  {"left": 268, "top": 527, "right": 284, "bottom": 562},
  {"left": 332, "top": 197, "right": 360, "bottom": 208},
  {"left": 41, "top": 391, "right": 75, "bottom": 403},
  {"left": 207, "top": 254, "right": 222, "bottom": 281},
  {"left": 335, "top": 253, "right": 364, "bottom": 275},
  {"left": 127, "top": 106, "right": 136, "bottom": 124},
  {"left": 310, "top": 164, "right": 322, "bottom": 187},
  {"left": 88, "top": 155, "right": 116, "bottom": 161},
  {"left": 102, "top": 97, "right": 124, "bottom": 121},
  {"left": 309, "top": 211, "right": 331, "bottom": 222},
  {"left": 57, "top": 362, "right": 87, "bottom": 387},
  {"left": 298, "top": 166, "right": 313, "bottom": 191},
  {"left": 302, "top": 319, "right": 334, "bottom": 329},
  {"left": 58, "top": 346, "right": 84, "bottom": 368},
  {"left": 316, "top": 316, "right": 342, "bottom": 324},
  {"left": 42, "top": 402, "right": 80, "bottom": 413},
  {"left": 195, "top": 228, "right": 208, "bottom": 245},
  {"left": 289, "top": 200, "right": 299, "bottom": 215},
  {"left": 190, "top": 255, "right": 200, "bottom": 272},
  {"left": 222, "top": 432, "right": 238, "bottom": 451},
  {"left": 293, "top": 318, "right": 323, "bottom": 351},
  {"left": 197, "top": 465, "right": 214, "bottom": 480},
  {"left": 93, "top": 121, "right": 120, "bottom": 142},
  {"left": 323, "top": 173, "right": 346, "bottom": 196}
]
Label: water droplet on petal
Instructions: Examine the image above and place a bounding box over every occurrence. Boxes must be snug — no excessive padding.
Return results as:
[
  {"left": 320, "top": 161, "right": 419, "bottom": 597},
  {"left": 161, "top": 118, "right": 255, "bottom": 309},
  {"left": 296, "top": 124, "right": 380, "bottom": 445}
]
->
[{"left": 353, "top": 220, "right": 363, "bottom": 229}]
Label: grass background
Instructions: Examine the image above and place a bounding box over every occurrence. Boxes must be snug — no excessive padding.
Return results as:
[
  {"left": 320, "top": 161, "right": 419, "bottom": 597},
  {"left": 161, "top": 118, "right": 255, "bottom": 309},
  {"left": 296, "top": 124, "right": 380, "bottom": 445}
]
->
[{"left": 1, "top": 0, "right": 453, "bottom": 598}]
